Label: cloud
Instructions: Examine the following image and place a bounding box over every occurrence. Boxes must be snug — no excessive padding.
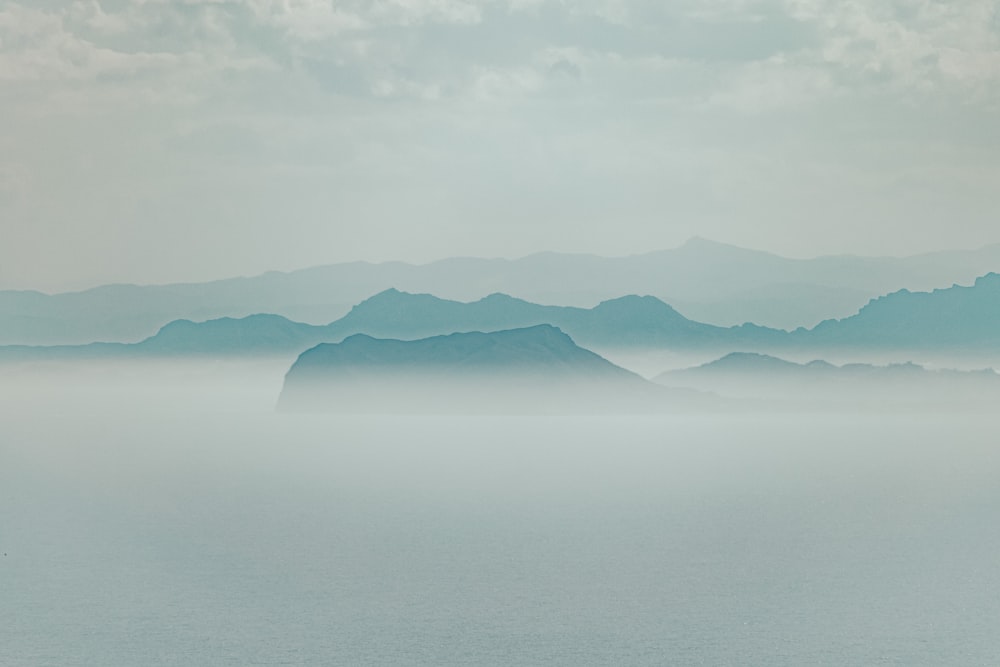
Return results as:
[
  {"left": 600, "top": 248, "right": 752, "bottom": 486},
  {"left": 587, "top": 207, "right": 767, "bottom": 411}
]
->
[
  {"left": 787, "top": 0, "right": 1000, "bottom": 98},
  {"left": 704, "top": 55, "right": 839, "bottom": 112},
  {"left": 0, "top": 2, "right": 272, "bottom": 91},
  {"left": 1, "top": 0, "right": 999, "bottom": 291},
  {"left": 3, "top": 0, "right": 992, "bottom": 111}
]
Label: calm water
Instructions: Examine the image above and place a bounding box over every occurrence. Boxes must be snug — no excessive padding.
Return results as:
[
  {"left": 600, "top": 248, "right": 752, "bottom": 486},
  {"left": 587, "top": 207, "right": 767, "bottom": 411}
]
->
[{"left": 2, "top": 365, "right": 999, "bottom": 665}]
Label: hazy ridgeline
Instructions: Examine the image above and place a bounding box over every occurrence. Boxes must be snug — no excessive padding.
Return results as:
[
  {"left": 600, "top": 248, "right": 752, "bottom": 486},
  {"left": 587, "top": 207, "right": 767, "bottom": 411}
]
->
[
  {"left": 5, "top": 270, "right": 1000, "bottom": 385},
  {"left": 3, "top": 268, "right": 999, "bottom": 415},
  {"left": 6, "top": 239, "right": 1000, "bottom": 345}
]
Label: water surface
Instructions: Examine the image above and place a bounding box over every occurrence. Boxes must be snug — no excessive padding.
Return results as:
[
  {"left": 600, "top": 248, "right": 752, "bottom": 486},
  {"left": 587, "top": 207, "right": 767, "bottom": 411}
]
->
[{"left": 2, "top": 365, "right": 998, "bottom": 665}]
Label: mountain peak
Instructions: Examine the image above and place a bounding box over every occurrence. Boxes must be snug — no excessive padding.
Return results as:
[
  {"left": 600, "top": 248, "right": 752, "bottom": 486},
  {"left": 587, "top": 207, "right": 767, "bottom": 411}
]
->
[
  {"left": 363, "top": 287, "right": 407, "bottom": 301},
  {"left": 478, "top": 292, "right": 528, "bottom": 305},
  {"left": 680, "top": 235, "right": 721, "bottom": 248},
  {"left": 679, "top": 236, "right": 744, "bottom": 251},
  {"left": 702, "top": 352, "right": 801, "bottom": 371},
  {"left": 673, "top": 236, "right": 782, "bottom": 260},
  {"left": 593, "top": 294, "right": 685, "bottom": 319},
  {"left": 348, "top": 288, "right": 441, "bottom": 312},
  {"left": 974, "top": 272, "right": 1000, "bottom": 288}
]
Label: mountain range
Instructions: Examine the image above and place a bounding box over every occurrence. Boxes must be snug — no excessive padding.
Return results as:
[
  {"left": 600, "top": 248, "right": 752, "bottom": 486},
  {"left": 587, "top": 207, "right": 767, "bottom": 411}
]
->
[
  {"left": 798, "top": 272, "right": 1000, "bottom": 349},
  {"left": 655, "top": 352, "right": 1000, "bottom": 407},
  {"left": 0, "top": 290, "right": 768, "bottom": 360},
  {"left": 277, "top": 325, "right": 688, "bottom": 413},
  {"left": 4, "top": 272, "right": 1000, "bottom": 363},
  {"left": 5, "top": 238, "right": 1000, "bottom": 345}
]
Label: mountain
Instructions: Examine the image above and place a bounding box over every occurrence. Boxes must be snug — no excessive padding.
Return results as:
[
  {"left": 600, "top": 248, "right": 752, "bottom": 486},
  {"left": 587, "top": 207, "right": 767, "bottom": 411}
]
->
[
  {"left": 0, "top": 289, "right": 791, "bottom": 363},
  {"left": 655, "top": 352, "right": 1000, "bottom": 408},
  {"left": 794, "top": 273, "right": 1000, "bottom": 350},
  {"left": 321, "top": 289, "right": 785, "bottom": 351},
  {"left": 0, "top": 314, "right": 328, "bottom": 362},
  {"left": 7, "top": 272, "right": 1000, "bottom": 363},
  {"left": 137, "top": 314, "right": 328, "bottom": 355},
  {"left": 5, "top": 238, "right": 1000, "bottom": 345},
  {"left": 277, "top": 325, "right": 692, "bottom": 413},
  {"left": 661, "top": 352, "right": 837, "bottom": 377},
  {"left": 316, "top": 276, "right": 1000, "bottom": 354}
]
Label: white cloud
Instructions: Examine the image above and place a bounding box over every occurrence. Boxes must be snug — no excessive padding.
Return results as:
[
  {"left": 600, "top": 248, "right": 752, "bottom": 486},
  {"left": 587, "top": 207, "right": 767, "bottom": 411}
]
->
[
  {"left": 469, "top": 64, "right": 545, "bottom": 101},
  {"left": 243, "top": 0, "right": 368, "bottom": 40},
  {"left": 0, "top": 5, "right": 178, "bottom": 82},
  {"left": 2, "top": 0, "right": 1000, "bottom": 290},
  {"left": 370, "top": 0, "right": 485, "bottom": 26},
  {"left": 705, "top": 55, "right": 839, "bottom": 112},
  {"left": 787, "top": 0, "right": 1000, "bottom": 97}
]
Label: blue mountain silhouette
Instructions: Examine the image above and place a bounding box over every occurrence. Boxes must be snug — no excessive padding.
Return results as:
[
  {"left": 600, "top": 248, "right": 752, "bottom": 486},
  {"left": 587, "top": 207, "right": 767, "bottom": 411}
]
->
[
  {"left": 320, "top": 288, "right": 781, "bottom": 349},
  {"left": 4, "top": 273, "right": 1000, "bottom": 362},
  {"left": 6, "top": 239, "right": 1000, "bottom": 345},
  {"left": 795, "top": 273, "right": 1000, "bottom": 349},
  {"left": 277, "top": 325, "right": 692, "bottom": 413},
  {"left": 655, "top": 351, "right": 1000, "bottom": 408}
]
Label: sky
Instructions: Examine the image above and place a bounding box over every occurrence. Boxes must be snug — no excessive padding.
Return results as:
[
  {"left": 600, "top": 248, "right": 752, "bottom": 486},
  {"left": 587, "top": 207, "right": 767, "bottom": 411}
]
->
[{"left": 2, "top": 0, "right": 999, "bottom": 292}]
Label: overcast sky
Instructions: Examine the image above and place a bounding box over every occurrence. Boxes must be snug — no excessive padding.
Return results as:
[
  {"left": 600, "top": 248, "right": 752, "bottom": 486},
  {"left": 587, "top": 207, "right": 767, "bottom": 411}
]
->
[{"left": 2, "top": 0, "right": 999, "bottom": 291}]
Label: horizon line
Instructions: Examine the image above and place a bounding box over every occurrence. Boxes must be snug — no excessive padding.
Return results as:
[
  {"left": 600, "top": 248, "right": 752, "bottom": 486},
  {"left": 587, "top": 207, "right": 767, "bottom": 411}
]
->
[{"left": 7, "top": 236, "right": 1000, "bottom": 297}]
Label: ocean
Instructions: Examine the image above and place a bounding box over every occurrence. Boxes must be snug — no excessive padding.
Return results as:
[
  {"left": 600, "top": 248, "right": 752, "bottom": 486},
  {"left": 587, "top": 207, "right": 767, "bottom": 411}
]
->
[{"left": 2, "top": 363, "right": 998, "bottom": 666}]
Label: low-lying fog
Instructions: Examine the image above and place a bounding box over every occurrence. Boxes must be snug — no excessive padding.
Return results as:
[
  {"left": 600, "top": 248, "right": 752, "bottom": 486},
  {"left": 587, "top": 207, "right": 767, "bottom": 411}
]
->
[{"left": 3, "top": 361, "right": 999, "bottom": 665}]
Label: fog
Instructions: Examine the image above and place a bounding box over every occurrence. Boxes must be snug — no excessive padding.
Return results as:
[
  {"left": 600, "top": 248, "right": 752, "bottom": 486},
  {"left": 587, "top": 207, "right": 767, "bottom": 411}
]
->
[{"left": 3, "top": 361, "right": 1000, "bottom": 665}]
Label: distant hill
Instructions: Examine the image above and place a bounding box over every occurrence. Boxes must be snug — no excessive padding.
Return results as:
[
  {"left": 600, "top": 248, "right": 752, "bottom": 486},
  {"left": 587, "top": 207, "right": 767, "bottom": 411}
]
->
[
  {"left": 138, "top": 314, "right": 328, "bottom": 355},
  {"left": 655, "top": 352, "right": 1000, "bottom": 408},
  {"left": 0, "top": 289, "right": 791, "bottom": 362},
  {"left": 5, "top": 238, "right": 1000, "bottom": 344},
  {"left": 793, "top": 273, "right": 1000, "bottom": 350},
  {"left": 277, "top": 325, "right": 696, "bottom": 413},
  {"left": 5, "top": 273, "right": 1000, "bottom": 363},
  {"left": 321, "top": 288, "right": 785, "bottom": 350},
  {"left": 0, "top": 314, "right": 329, "bottom": 362},
  {"left": 658, "top": 352, "right": 928, "bottom": 381}
]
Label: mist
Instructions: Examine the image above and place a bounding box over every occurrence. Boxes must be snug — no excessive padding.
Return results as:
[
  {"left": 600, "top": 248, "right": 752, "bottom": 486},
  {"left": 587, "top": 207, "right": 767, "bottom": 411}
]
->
[{"left": 3, "top": 360, "right": 1000, "bottom": 665}]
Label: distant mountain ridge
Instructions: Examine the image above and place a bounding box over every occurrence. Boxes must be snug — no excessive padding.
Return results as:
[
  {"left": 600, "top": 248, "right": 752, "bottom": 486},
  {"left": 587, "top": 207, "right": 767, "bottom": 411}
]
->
[
  {"left": 135, "top": 271, "right": 1000, "bottom": 354},
  {"left": 796, "top": 273, "right": 1000, "bottom": 348},
  {"left": 323, "top": 288, "right": 770, "bottom": 348},
  {"left": 5, "top": 238, "right": 1000, "bottom": 344},
  {"left": 0, "top": 274, "right": 1000, "bottom": 366},
  {"left": 655, "top": 351, "right": 1000, "bottom": 408},
  {"left": 659, "top": 352, "right": 937, "bottom": 379},
  {"left": 4, "top": 273, "right": 1000, "bottom": 362},
  {"left": 0, "top": 289, "right": 783, "bottom": 361},
  {"left": 287, "top": 325, "right": 638, "bottom": 378},
  {"left": 277, "top": 325, "right": 686, "bottom": 413},
  {"left": 143, "top": 315, "right": 327, "bottom": 354}
]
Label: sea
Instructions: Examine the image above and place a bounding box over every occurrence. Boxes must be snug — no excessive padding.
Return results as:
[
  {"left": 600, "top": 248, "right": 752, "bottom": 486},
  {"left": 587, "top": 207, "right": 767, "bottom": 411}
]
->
[{"left": 2, "top": 361, "right": 998, "bottom": 666}]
